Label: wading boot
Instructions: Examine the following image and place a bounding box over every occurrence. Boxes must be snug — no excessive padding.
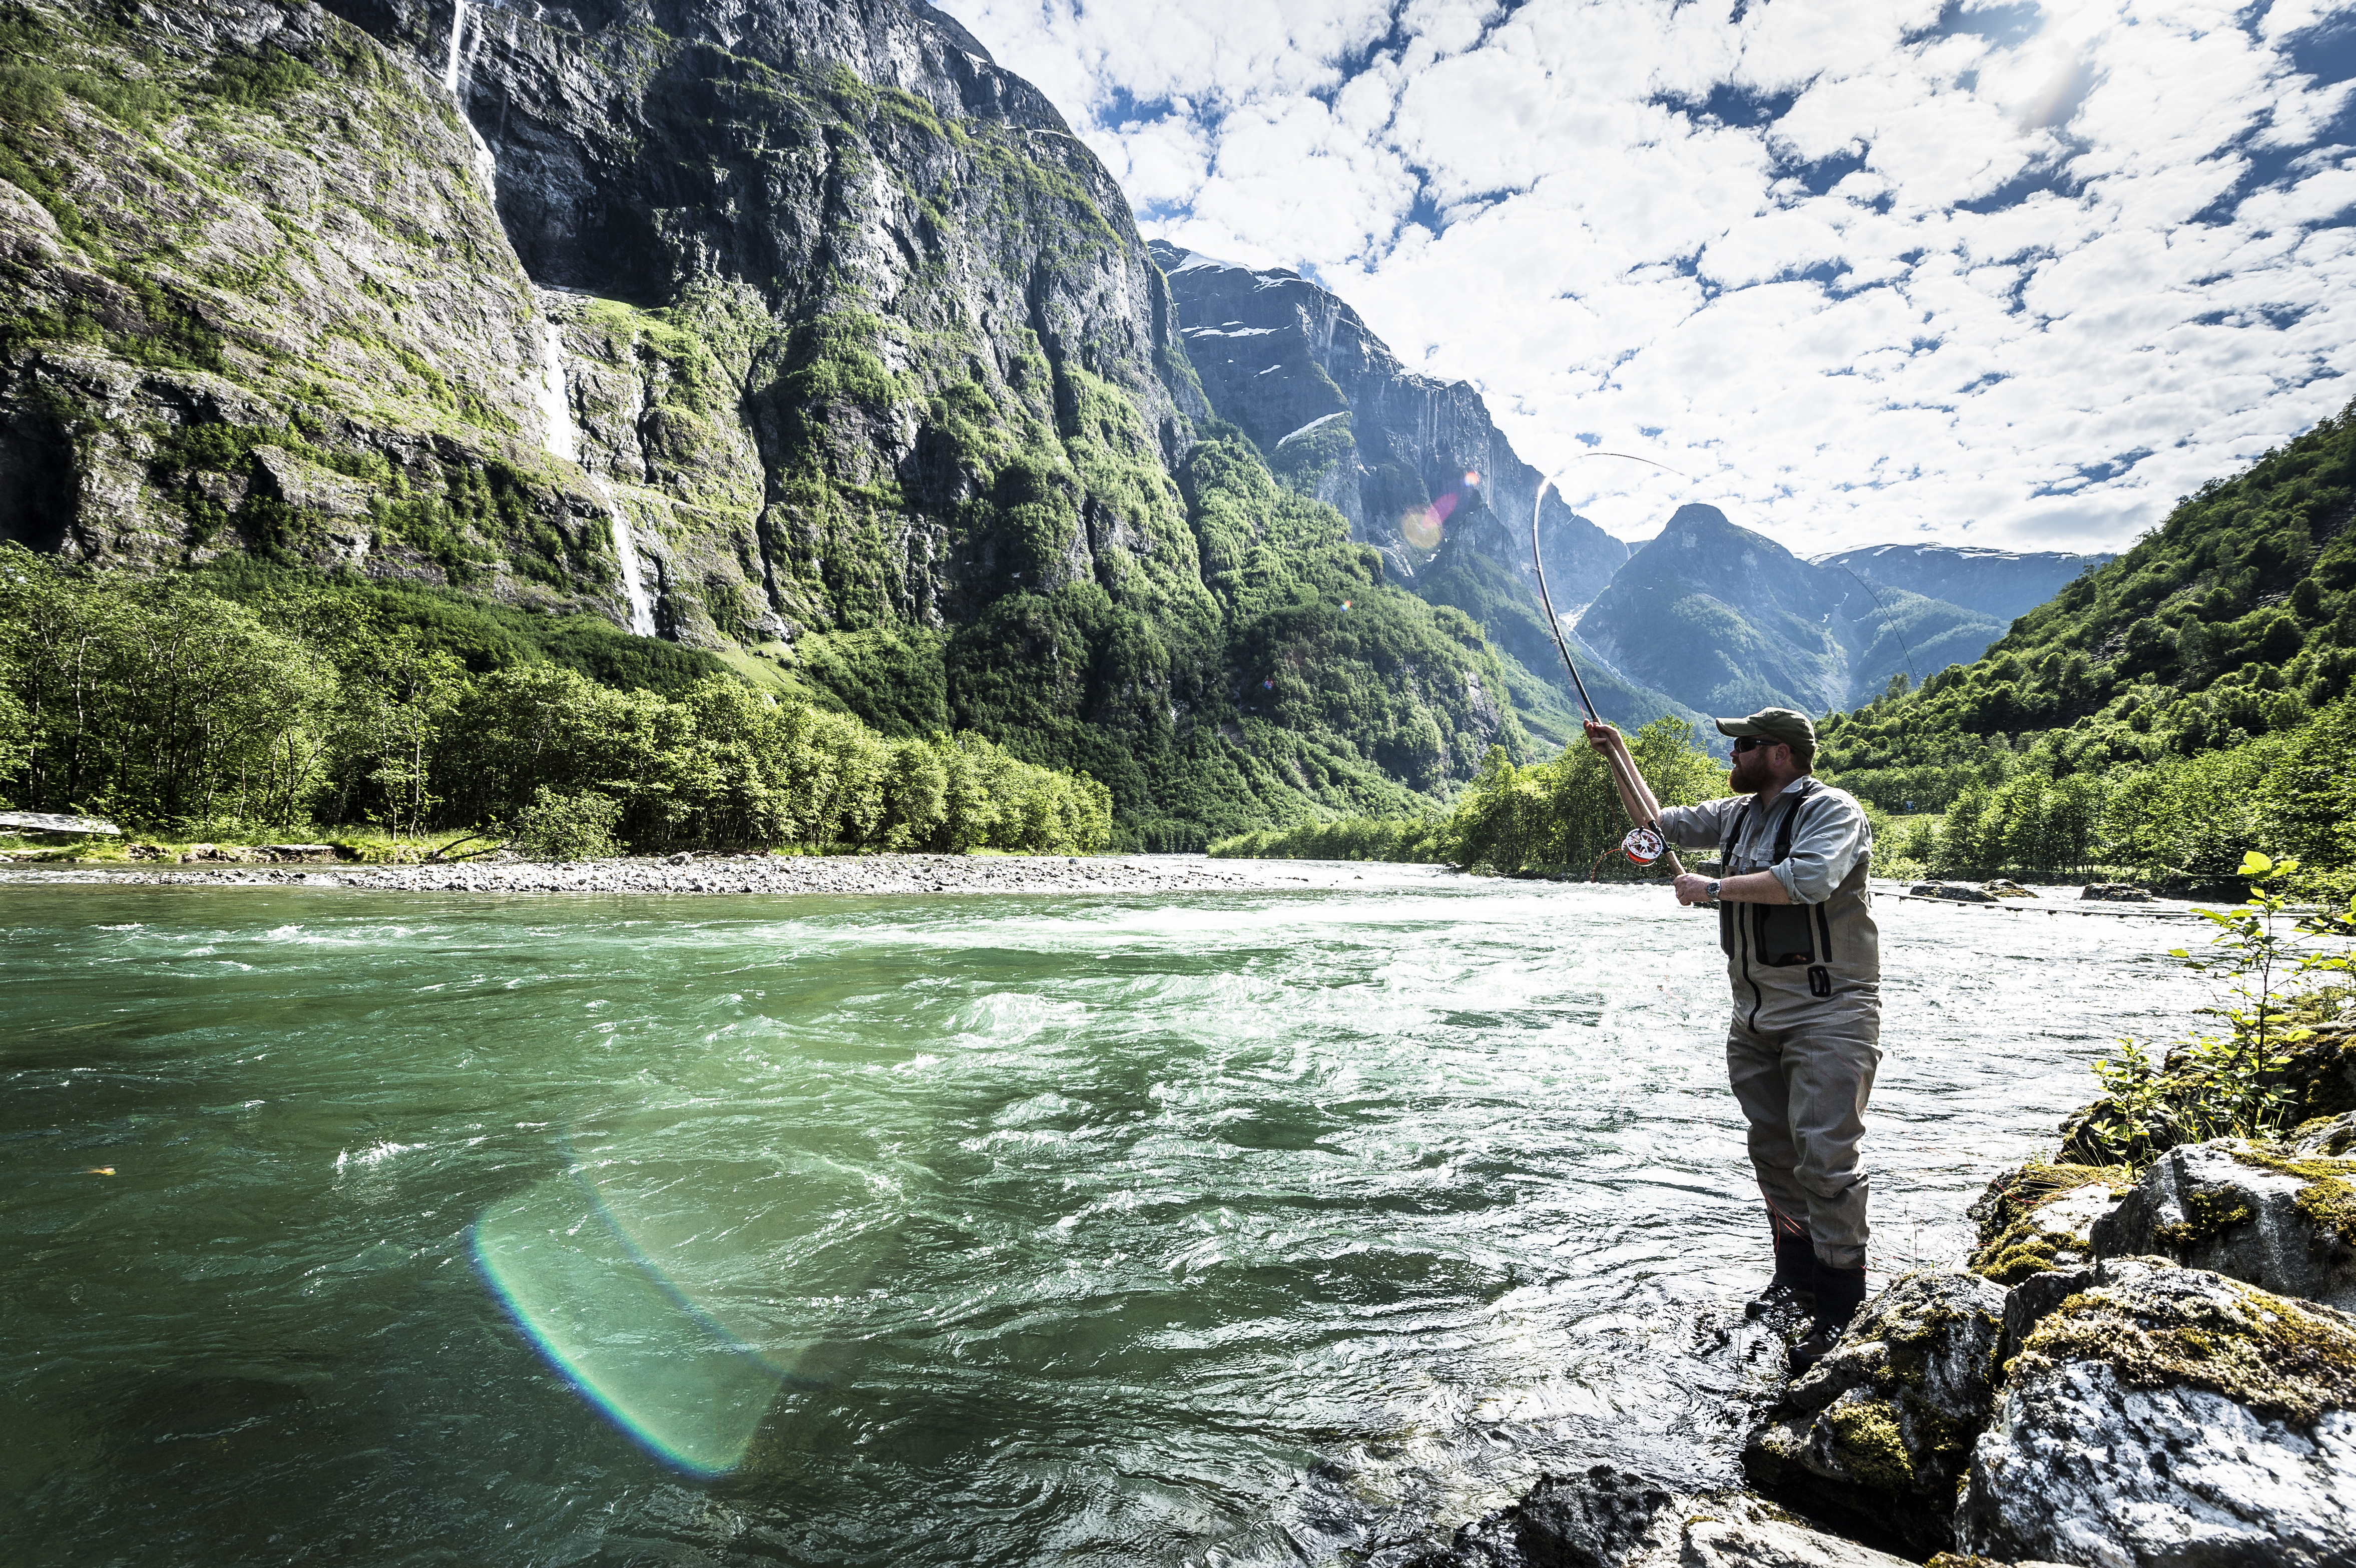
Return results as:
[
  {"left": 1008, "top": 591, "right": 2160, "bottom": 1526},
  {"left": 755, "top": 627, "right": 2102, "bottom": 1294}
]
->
[
  {"left": 1744, "top": 1228, "right": 1817, "bottom": 1324},
  {"left": 1788, "top": 1264, "right": 1867, "bottom": 1376}
]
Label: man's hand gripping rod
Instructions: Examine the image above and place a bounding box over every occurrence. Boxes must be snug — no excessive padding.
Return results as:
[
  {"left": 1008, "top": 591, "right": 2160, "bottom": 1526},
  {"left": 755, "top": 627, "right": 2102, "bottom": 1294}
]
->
[{"left": 1531, "top": 472, "right": 1687, "bottom": 878}]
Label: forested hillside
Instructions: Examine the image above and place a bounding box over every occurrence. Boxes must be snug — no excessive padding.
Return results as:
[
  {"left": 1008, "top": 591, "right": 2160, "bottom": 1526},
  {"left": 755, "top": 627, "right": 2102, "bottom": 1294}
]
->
[
  {"left": 1818, "top": 402, "right": 2356, "bottom": 889},
  {"left": 0, "top": 0, "right": 1529, "bottom": 847}
]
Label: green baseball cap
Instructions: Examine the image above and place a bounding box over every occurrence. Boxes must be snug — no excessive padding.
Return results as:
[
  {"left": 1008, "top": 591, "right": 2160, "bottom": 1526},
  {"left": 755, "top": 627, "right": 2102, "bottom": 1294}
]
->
[{"left": 1715, "top": 707, "right": 1816, "bottom": 751}]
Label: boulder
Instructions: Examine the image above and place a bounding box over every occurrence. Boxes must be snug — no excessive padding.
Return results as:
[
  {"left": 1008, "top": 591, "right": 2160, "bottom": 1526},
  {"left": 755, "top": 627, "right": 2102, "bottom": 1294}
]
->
[
  {"left": 1965, "top": 1162, "right": 2130, "bottom": 1284},
  {"left": 1957, "top": 1259, "right": 2356, "bottom": 1567},
  {"left": 1743, "top": 1269, "right": 2006, "bottom": 1555},
  {"left": 1980, "top": 879, "right": 2037, "bottom": 899},
  {"left": 1431, "top": 1464, "right": 1676, "bottom": 1566},
  {"left": 1679, "top": 1505, "right": 1915, "bottom": 1566},
  {"left": 1401, "top": 1473, "right": 1915, "bottom": 1568},
  {"left": 2080, "top": 883, "right": 2152, "bottom": 902},
  {"left": 2091, "top": 1132, "right": 2356, "bottom": 1311},
  {"left": 1910, "top": 883, "right": 1995, "bottom": 902}
]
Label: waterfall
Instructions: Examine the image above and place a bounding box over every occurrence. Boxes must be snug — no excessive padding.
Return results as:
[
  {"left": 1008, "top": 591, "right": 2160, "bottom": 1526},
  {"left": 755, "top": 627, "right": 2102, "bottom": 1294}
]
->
[
  {"left": 443, "top": 1, "right": 467, "bottom": 95},
  {"left": 534, "top": 310, "right": 657, "bottom": 637}
]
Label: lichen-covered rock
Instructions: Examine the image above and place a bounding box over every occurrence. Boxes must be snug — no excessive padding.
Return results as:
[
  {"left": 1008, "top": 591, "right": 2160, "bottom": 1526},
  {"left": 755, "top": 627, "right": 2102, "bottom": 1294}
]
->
[
  {"left": 2091, "top": 1132, "right": 2356, "bottom": 1311},
  {"left": 2292, "top": 1109, "right": 2356, "bottom": 1157},
  {"left": 1742, "top": 1269, "right": 2005, "bottom": 1555},
  {"left": 1966, "top": 1161, "right": 2130, "bottom": 1284},
  {"left": 1957, "top": 1258, "right": 2356, "bottom": 1568}
]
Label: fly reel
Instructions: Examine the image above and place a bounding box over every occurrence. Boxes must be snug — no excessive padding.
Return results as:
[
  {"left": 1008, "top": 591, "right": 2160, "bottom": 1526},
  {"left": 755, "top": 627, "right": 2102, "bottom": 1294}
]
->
[{"left": 1621, "top": 826, "right": 1666, "bottom": 867}]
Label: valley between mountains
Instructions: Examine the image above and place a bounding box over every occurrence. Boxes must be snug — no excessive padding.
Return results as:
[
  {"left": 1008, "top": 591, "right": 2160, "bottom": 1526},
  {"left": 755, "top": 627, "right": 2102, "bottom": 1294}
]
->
[{"left": 2, "top": 0, "right": 2098, "bottom": 844}]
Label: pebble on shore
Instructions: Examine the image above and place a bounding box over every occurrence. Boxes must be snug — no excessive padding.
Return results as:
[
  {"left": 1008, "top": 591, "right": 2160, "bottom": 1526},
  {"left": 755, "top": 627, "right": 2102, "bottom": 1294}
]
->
[{"left": 0, "top": 853, "right": 1422, "bottom": 897}]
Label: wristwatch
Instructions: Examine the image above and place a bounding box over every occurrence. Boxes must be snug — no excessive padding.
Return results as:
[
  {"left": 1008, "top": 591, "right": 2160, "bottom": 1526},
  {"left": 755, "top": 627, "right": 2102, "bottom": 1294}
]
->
[{"left": 1705, "top": 879, "right": 1722, "bottom": 901}]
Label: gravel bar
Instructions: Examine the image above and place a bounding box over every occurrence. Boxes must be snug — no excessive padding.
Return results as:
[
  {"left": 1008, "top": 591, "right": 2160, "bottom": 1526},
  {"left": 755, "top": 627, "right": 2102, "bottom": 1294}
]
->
[{"left": 0, "top": 854, "right": 1466, "bottom": 896}]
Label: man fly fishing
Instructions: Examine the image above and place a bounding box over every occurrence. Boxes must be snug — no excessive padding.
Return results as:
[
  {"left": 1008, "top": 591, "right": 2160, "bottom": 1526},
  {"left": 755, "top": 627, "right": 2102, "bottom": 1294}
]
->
[
  {"left": 1528, "top": 466, "right": 1879, "bottom": 1373},
  {"left": 1584, "top": 710, "right": 1879, "bottom": 1372}
]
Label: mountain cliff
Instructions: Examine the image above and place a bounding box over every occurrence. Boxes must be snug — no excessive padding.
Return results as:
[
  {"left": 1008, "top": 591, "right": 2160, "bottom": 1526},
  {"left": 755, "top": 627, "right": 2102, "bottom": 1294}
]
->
[
  {"left": 0, "top": 0, "right": 1527, "bottom": 844},
  {"left": 1145, "top": 241, "right": 1700, "bottom": 743},
  {"left": 1814, "top": 544, "right": 2113, "bottom": 625},
  {"left": 1579, "top": 505, "right": 2009, "bottom": 716}
]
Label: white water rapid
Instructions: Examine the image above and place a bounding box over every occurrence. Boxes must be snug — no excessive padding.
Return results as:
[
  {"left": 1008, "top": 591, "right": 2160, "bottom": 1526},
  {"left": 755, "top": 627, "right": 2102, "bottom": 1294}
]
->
[{"left": 533, "top": 310, "right": 657, "bottom": 637}]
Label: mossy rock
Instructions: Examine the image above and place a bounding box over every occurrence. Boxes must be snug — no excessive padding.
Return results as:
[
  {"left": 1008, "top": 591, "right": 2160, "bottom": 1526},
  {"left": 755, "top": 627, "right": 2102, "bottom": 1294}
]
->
[
  {"left": 1742, "top": 1268, "right": 2006, "bottom": 1556},
  {"left": 1959, "top": 1259, "right": 2356, "bottom": 1565},
  {"left": 2092, "top": 1132, "right": 2356, "bottom": 1312},
  {"left": 1966, "top": 1161, "right": 2132, "bottom": 1284}
]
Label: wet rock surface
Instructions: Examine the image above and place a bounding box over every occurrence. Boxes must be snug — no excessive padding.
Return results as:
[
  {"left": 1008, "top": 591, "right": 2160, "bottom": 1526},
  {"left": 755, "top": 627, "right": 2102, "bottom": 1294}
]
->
[
  {"left": 2092, "top": 1133, "right": 2356, "bottom": 1311},
  {"left": 1742, "top": 1269, "right": 2006, "bottom": 1556},
  {"left": 1392, "top": 1468, "right": 1916, "bottom": 1568},
  {"left": 1958, "top": 1258, "right": 2356, "bottom": 1567}
]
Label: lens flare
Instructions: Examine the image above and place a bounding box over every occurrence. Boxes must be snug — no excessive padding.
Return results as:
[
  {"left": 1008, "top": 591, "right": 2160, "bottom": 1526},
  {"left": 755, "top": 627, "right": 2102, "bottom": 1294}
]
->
[
  {"left": 1464, "top": 470, "right": 1480, "bottom": 486},
  {"left": 473, "top": 1146, "right": 885, "bottom": 1476},
  {"left": 1401, "top": 490, "right": 1458, "bottom": 551}
]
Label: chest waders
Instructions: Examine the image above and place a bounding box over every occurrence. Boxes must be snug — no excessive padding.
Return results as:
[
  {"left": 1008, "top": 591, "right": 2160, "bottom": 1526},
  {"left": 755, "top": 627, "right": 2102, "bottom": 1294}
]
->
[{"left": 1719, "top": 781, "right": 1839, "bottom": 1021}]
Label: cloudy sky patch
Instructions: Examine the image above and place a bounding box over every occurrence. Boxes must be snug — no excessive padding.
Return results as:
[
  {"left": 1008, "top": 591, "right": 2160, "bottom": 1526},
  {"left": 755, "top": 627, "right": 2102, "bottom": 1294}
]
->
[{"left": 935, "top": 0, "right": 2356, "bottom": 551}]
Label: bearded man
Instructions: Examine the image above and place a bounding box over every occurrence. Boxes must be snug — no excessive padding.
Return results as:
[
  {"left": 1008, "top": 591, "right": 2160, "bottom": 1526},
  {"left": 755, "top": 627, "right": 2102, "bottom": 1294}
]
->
[{"left": 1585, "top": 707, "right": 1879, "bottom": 1373}]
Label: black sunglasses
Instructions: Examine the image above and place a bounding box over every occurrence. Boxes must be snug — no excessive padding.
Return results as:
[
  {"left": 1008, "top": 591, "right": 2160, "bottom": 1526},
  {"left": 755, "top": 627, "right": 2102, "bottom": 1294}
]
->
[{"left": 1731, "top": 736, "right": 1776, "bottom": 754}]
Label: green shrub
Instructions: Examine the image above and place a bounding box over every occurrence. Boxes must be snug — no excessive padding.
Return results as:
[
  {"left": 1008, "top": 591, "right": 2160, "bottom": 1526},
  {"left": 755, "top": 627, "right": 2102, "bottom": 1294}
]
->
[{"left": 511, "top": 786, "right": 622, "bottom": 861}]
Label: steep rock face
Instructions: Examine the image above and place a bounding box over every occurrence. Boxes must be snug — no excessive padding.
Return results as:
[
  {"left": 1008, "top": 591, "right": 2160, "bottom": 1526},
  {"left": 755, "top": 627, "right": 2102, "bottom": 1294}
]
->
[
  {"left": 1148, "top": 242, "right": 1674, "bottom": 743},
  {"left": 1958, "top": 1258, "right": 2356, "bottom": 1568},
  {"left": 1148, "top": 242, "right": 1626, "bottom": 602},
  {"left": 0, "top": 0, "right": 1524, "bottom": 839},
  {"left": 1813, "top": 544, "right": 2113, "bottom": 625},
  {"left": 1581, "top": 506, "right": 2009, "bottom": 715}
]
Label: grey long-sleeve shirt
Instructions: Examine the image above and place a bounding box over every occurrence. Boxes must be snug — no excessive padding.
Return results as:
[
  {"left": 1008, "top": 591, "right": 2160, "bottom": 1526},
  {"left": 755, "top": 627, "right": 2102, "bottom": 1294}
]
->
[{"left": 1655, "top": 778, "right": 1873, "bottom": 904}]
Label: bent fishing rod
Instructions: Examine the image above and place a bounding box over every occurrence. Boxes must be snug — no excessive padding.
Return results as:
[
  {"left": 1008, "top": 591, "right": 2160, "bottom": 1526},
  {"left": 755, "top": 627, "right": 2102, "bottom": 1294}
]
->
[{"left": 1531, "top": 454, "right": 1688, "bottom": 878}]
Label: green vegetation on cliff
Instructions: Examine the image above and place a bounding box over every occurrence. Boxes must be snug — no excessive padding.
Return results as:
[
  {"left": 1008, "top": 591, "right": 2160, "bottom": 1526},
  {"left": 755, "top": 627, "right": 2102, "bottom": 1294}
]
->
[{"left": 1212, "top": 716, "right": 1726, "bottom": 875}]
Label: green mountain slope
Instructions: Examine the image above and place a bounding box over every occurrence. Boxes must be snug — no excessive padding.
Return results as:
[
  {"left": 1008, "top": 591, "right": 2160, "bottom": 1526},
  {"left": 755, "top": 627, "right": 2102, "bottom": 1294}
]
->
[
  {"left": 0, "top": 0, "right": 1530, "bottom": 847},
  {"left": 1819, "top": 401, "right": 2356, "bottom": 812},
  {"left": 1578, "top": 504, "right": 2007, "bottom": 717}
]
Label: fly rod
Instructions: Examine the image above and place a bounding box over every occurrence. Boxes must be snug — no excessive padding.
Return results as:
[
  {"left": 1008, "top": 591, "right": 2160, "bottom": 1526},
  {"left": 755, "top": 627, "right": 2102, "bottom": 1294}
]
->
[{"left": 1532, "top": 458, "right": 1687, "bottom": 878}]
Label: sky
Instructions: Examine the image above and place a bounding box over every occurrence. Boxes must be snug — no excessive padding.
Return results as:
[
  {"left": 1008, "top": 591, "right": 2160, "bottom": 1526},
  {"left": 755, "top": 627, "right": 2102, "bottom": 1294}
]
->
[{"left": 932, "top": 0, "right": 2356, "bottom": 552}]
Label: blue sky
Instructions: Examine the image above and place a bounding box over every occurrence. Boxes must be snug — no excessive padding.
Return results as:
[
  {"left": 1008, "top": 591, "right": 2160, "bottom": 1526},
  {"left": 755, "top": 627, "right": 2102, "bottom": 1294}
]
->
[{"left": 935, "top": 0, "right": 2356, "bottom": 552}]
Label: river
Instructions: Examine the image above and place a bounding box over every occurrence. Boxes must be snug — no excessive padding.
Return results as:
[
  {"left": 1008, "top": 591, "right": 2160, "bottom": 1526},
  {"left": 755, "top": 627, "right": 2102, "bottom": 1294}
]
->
[{"left": 0, "top": 873, "right": 2207, "bottom": 1566}]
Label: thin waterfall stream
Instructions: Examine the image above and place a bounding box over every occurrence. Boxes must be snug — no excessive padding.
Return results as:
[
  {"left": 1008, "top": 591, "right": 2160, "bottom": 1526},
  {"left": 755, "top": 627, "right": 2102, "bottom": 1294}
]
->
[{"left": 446, "top": 0, "right": 659, "bottom": 639}]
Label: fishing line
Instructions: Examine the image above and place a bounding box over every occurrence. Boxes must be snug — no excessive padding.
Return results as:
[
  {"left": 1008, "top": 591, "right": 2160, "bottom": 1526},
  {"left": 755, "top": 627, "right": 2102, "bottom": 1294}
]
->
[{"left": 1532, "top": 454, "right": 1689, "bottom": 879}]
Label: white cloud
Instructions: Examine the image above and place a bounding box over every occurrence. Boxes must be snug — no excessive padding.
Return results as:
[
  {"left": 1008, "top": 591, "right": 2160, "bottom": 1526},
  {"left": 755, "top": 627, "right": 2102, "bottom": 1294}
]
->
[{"left": 937, "top": 0, "right": 2356, "bottom": 553}]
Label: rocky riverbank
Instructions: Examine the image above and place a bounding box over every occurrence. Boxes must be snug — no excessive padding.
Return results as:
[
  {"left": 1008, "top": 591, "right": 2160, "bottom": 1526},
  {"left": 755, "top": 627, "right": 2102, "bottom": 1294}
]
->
[
  {"left": 0, "top": 853, "right": 1451, "bottom": 897},
  {"left": 1413, "top": 1028, "right": 2356, "bottom": 1568}
]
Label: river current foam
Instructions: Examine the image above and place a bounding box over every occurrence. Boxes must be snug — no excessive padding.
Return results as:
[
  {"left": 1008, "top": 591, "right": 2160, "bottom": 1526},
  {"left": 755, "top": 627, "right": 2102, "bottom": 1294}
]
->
[{"left": 0, "top": 876, "right": 2205, "bottom": 1565}]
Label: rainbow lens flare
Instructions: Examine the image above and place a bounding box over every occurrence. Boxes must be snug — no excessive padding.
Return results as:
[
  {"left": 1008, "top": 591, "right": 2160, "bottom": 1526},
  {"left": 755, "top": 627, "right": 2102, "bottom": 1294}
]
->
[
  {"left": 1401, "top": 490, "right": 1458, "bottom": 550},
  {"left": 473, "top": 1147, "right": 884, "bottom": 1476}
]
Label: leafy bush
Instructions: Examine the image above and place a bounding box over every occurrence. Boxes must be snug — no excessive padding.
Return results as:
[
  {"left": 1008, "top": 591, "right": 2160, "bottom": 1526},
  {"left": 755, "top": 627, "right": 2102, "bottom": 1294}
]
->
[
  {"left": 2078, "top": 853, "right": 2354, "bottom": 1165},
  {"left": 511, "top": 786, "right": 623, "bottom": 861}
]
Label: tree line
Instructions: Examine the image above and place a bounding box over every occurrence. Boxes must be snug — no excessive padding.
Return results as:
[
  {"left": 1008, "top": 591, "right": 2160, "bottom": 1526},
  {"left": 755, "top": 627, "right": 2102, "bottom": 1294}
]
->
[
  {"left": 0, "top": 547, "right": 1111, "bottom": 855},
  {"left": 1210, "top": 717, "right": 1730, "bottom": 874}
]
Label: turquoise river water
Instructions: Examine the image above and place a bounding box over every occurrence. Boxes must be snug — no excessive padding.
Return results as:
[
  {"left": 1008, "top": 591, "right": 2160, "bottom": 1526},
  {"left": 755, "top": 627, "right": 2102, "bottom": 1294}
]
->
[{"left": 0, "top": 873, "right": 2207, "bottom": 1567}]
